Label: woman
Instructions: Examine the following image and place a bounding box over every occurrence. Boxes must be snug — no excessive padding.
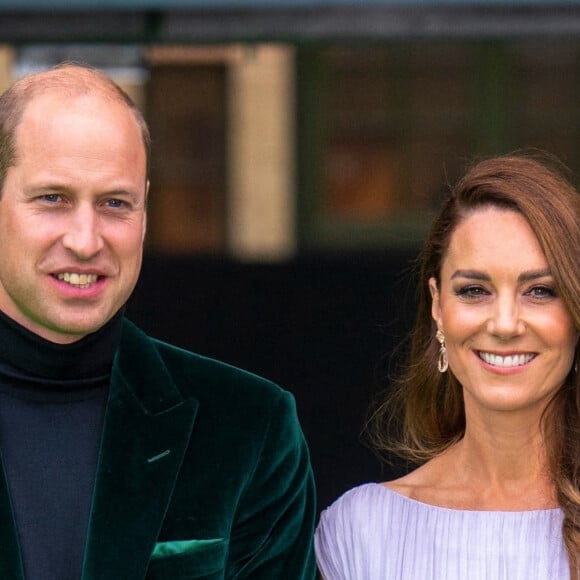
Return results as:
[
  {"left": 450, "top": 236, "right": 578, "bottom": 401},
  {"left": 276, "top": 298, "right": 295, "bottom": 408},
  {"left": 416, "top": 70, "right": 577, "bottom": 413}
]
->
[{"left": 315, "top": 153, "right": 579, "bottom": 579}]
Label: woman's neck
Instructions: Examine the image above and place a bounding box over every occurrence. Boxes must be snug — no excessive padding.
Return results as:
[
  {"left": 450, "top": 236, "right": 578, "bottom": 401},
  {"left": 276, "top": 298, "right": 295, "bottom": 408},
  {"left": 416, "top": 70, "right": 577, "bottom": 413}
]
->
[{"left": 387, "top": 408, "right": 557, "bottom": 511}]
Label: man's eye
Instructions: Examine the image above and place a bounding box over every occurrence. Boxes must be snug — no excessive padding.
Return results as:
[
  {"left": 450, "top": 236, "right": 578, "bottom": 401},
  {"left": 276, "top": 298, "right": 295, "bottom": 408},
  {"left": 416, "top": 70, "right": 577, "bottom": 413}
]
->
[
  {"left": 41, "top": 194, "right": 61, "bottom": 203},
  {"left": 106, "top": 199, "right": 126, "bottom": 209}
]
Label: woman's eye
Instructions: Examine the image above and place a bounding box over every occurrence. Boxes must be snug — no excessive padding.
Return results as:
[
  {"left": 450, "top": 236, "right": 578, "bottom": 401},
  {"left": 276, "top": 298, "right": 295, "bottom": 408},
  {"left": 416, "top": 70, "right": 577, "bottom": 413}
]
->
[
  {"left": 527, "top": 285, "right": 556, "bottom": 299},
  {"left": 455, "top": 285, "right": 488, "bottom": 298}
]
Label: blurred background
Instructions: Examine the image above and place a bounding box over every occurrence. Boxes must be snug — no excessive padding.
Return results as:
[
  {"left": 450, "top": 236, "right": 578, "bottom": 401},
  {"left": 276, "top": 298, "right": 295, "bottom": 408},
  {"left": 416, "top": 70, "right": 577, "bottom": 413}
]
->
[{"left": 2, "top": 0, "right": 580, "bottom": 513}]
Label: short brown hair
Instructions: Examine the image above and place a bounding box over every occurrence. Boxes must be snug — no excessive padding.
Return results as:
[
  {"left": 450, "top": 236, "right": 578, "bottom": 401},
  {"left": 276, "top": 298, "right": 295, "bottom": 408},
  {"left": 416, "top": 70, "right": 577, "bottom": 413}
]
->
[{"left": 0, "top": 62, "right": 150, "bottom": 196}]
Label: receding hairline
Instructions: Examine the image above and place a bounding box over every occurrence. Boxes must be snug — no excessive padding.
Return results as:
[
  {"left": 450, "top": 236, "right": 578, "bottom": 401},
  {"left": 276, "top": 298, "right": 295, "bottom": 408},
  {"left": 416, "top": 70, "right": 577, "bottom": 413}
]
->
[
  {"left": 16, "top": 63, "right": 134, "bottom": 105},
  {"left": 8, "top": 63, "right": 150, "bottom": 161}
]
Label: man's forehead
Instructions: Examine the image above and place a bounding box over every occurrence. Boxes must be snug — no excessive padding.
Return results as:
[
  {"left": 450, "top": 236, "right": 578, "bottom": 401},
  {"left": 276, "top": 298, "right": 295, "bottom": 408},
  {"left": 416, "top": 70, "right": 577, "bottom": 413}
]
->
[{"left": 17, "top": 91, "right": 140, "bottom": 144}]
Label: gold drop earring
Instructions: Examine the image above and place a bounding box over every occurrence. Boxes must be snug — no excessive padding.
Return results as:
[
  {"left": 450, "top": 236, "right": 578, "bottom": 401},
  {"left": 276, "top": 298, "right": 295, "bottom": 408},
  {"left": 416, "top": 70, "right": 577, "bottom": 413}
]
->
[{"left": 436, "top": 330, "right": 448, "bottom": 373}]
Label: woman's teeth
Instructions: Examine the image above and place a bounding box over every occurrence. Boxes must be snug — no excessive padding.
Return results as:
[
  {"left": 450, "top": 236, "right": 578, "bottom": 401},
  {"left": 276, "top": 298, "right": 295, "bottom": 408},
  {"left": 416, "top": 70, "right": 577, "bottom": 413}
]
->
[{"left": 478, "top": 352, "right": 535, "bottom": 368}]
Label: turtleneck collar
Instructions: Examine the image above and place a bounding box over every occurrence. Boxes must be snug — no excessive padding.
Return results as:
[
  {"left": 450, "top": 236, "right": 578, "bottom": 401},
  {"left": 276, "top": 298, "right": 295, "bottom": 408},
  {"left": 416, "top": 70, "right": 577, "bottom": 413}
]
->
[{"left": 0, "top": 309, "right": 124, "bottom": 383}]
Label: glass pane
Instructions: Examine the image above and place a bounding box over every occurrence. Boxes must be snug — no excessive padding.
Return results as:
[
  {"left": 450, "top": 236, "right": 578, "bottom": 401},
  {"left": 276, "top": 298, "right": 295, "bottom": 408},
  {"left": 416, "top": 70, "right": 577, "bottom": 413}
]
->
[
  {"left": 302, "top": 40, "right": 580, "bottom": 251},
  {"left": 512, "top": 41, "right": 580, "bottom": 168},
  {"left": 147, "top": 63, "right": 227, "bottom": 254},
  {"left": 318, "top": 44, "right": 473, "bottom": 228}
]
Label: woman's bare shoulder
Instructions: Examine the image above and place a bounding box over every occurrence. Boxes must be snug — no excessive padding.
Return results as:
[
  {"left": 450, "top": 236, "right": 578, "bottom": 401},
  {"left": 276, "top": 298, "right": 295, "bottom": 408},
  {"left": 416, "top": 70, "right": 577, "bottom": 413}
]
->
[
  {"left": 382, "top": 452, "right": 463, "bottom": 507},
  {"left": 383, "top": 461, "right": 437, "bottom": 497}
]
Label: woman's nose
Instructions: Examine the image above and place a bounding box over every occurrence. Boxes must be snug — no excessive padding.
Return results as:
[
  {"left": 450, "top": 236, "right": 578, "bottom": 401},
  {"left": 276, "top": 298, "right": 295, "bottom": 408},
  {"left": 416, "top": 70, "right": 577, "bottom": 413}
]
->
[{"left": 486, "top": 295, "right": 525, "bottom": 339}]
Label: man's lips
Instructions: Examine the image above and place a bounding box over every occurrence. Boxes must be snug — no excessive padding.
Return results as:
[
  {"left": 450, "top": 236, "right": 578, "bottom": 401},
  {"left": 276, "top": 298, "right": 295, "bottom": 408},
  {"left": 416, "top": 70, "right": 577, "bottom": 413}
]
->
[
  {"left": 477, "top": 351, "right": 537, "bottom": 368},
  {"left": 53, "top": 272, "right": 101, "bottom": 289}
]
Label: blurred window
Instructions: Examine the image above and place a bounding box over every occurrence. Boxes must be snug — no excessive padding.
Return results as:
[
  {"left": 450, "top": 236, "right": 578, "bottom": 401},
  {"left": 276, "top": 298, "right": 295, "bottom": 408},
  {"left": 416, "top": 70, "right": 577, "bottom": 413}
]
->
[
  {"left": 146, "top": 53, "right": 227, "bottom": 254},
  {"left": 297, "top": 41, "right": 580, "bottom": 251}
]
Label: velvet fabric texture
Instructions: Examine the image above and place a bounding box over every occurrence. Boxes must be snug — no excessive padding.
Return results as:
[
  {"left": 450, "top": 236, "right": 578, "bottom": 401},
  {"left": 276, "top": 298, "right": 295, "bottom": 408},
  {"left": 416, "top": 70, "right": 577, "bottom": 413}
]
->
[{"left": 0, "top": 319, "right": 316, "bottom": 579}]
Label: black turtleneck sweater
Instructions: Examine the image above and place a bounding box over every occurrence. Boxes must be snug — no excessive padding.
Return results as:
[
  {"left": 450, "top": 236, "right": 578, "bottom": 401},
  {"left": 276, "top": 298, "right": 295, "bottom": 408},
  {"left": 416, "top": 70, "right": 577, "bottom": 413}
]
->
[{"left": 0, "top": 310, "right": 123, "bottom": 580}]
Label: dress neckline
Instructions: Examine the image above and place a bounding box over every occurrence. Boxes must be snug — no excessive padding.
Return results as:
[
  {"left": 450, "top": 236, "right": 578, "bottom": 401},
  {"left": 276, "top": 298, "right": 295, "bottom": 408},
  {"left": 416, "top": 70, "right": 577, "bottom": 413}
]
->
[{"left": 375, "top": 482, "right": 562, "bottom": 515}]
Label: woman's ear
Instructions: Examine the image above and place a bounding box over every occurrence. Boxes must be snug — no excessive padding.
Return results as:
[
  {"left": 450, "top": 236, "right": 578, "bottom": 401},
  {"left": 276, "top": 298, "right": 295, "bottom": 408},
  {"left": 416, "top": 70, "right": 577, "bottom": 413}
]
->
[{"left": 429, "top": 277, "right": 443, "bottom": 330}]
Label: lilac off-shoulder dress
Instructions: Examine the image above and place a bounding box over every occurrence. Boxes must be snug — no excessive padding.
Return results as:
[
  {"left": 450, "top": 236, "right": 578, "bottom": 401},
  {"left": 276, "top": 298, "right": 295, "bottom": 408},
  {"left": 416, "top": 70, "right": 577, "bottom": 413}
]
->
[{"left": 315, "top": 483, "right": 569, "bottom": 579}]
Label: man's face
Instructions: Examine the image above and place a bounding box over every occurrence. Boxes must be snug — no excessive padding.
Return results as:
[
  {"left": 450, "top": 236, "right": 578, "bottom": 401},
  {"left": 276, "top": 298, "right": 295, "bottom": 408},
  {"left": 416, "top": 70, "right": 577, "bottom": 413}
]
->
[{"left": 0, "top": 92, "right": 148, "bottom": 343}]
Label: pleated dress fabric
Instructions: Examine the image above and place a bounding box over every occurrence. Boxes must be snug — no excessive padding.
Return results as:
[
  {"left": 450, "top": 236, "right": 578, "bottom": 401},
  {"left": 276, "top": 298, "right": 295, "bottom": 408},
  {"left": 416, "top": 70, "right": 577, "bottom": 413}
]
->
[{"left": 315, "top": 483, "right": 569, "bottom": 580}]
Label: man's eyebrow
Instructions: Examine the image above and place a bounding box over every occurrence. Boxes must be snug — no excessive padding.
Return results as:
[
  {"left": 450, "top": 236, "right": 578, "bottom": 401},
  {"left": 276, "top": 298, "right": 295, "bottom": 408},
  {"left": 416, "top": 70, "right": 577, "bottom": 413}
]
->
[
  {"left": 24, "top": 185, "right": 138, "bottom": 198},
  {"left": 23, "top": 184, "right": 76, "bottom": 197},
  {"left": 97, "top": 189, "right": 137, "bottom": 198},
  {"left": 24, "top": 184, "right": 65, "bottom": 194},
  {"left": 450, "top": 268, "right": 552, "bottom": 282}
]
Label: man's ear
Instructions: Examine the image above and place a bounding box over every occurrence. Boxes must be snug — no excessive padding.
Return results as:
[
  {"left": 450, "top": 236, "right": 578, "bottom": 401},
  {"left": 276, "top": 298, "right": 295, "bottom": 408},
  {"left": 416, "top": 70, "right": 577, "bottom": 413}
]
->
[
  {"left": 142, "top": 180, "right": 149, "bottom": 241},
  {"left": 429, "top": 277, "right": 443, "bottom": 331}
]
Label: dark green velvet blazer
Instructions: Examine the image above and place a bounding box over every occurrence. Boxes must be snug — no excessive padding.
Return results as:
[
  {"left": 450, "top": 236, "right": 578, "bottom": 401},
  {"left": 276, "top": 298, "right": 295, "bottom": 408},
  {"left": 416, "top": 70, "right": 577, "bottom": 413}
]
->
[{"left": 0, "top": 319, "right": 316, "bottom": 580}]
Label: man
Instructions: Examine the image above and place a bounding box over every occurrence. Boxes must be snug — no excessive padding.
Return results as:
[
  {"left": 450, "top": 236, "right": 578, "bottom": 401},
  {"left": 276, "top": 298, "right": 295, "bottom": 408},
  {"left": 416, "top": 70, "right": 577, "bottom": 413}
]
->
[{"left": 0, "top": 63, "right": 316, "bottom": 579}]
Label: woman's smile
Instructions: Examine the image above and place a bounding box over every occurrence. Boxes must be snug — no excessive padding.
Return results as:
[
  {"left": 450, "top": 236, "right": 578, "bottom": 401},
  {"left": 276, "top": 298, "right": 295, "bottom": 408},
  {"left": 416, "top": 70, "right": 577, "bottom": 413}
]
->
[
  {"left": 476, "top": 351, "right": 537, "bottom": 368},
  {"left": 430, "top": 207, "right": 577, "bottom": 415}
]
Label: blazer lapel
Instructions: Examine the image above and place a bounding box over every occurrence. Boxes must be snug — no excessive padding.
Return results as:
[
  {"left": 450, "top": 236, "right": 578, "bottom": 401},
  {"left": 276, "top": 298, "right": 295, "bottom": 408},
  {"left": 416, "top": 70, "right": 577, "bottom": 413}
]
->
[{"left": 82, "top": 320, "right": 198, "bottom": 580}]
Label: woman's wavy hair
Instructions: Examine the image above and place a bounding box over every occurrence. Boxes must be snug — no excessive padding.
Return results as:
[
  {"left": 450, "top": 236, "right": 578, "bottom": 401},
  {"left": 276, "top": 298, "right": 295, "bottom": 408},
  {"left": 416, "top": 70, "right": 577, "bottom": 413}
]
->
[{"left": 367, "top": 152, "right": 579, "bottom": 567}]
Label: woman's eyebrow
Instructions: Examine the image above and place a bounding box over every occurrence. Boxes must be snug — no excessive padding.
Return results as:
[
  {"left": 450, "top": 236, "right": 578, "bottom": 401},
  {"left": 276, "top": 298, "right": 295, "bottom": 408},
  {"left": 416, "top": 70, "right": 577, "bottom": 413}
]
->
[
  {"left": 450, "top": 269, "right": 489, "bottom": 281},
  {"left": 517, "top": 268, "right": 552, "bottom": 283},
  {"left": 450, "top": 268, "right": 552, "bottom": 282}
]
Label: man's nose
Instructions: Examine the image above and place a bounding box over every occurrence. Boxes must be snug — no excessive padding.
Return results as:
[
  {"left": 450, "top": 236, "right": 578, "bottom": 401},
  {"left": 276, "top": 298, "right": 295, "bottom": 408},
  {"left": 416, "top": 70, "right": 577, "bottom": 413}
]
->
[{"left": 61, "top": 206, "right": 104, "bottom": 260}]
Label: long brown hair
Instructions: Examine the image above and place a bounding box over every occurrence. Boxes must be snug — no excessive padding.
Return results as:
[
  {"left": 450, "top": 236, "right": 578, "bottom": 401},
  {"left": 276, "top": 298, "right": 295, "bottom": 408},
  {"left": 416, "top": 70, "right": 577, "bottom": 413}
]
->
[{"left": 368, "top": 152, "right": 580, "bottom": 567}]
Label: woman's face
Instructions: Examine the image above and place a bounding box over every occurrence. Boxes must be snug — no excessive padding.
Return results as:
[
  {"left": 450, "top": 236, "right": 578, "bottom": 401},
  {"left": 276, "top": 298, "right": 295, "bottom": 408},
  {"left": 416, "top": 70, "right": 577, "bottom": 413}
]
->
[{"left": 429, "top": 207, "right": 578, "bottom": 418}]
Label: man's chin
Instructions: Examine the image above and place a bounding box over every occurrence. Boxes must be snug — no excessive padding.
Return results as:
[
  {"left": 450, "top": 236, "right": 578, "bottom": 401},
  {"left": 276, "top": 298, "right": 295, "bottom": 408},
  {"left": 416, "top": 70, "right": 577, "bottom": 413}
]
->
[{"left": 34, "top": 313, "right": 118, "bottom": 344}]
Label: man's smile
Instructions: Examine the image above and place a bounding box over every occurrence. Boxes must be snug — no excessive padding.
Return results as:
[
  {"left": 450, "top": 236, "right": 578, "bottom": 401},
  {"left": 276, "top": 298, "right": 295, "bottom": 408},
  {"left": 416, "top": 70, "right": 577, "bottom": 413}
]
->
[{"left": 55, "top": 272, "right": 99, "bottom": 288}]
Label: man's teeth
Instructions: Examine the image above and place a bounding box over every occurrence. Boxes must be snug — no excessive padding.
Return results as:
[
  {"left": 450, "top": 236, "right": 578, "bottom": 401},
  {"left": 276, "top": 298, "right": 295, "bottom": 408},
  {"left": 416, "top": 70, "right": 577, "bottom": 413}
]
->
[
  {"left": 57, "top": 273, "right": 98, "bottom": 287},
  {"left": 479, "top": 352, "right": 535, "bottom": 367}
]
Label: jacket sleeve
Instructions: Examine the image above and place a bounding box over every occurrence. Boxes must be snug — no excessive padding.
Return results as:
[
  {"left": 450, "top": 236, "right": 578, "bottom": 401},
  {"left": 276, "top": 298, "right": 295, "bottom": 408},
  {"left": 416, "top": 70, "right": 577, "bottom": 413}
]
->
[{"left": 226, "top": 390, "right": 317, "bottom": 580}]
